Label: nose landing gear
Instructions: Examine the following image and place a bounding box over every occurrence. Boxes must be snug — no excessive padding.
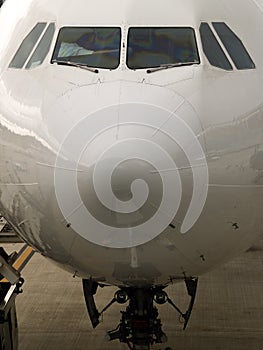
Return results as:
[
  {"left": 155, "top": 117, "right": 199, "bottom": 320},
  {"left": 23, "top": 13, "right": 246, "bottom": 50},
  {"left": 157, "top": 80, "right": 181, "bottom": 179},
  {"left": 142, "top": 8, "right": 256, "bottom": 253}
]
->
[
  {"left": 83, "top": 277, "right": 198, "bottom": 350},
  {"left": 106, "top": 288, "right": 167, "bottom": 349}
]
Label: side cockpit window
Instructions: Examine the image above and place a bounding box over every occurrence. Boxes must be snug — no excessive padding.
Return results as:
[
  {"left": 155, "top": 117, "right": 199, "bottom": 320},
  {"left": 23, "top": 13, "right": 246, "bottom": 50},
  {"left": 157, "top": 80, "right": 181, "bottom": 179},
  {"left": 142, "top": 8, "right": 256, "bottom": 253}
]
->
[
  {"left": 212, "top": 22, "right": 255, "bottom": 70},
  {"left": 26, "top": 23, "right": 55, "bottom": 69},
  {"left": 199, "top": 23, "right": 233, "bottom": 71},
  {"left": 9, "top": 22, "right": 55, "bottom": 69},
  {"left": 199, "top": 22, "right": 255, "bottom": 71},
  {"left": 9, "top": 23, "right": 46, "bottom": 68}
]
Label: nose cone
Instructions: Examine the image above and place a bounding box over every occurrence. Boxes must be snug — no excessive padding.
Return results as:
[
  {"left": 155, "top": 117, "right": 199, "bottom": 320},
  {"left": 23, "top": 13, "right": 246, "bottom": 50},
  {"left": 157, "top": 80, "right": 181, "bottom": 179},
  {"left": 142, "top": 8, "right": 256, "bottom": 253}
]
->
[{"left": 52, "top": 82, "right": 208, "bottom": 248}]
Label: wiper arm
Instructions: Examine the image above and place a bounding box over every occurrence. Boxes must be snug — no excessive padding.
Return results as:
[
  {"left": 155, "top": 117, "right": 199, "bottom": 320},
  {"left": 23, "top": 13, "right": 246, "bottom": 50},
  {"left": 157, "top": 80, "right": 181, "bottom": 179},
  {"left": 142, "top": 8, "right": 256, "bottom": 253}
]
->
[
  {"left": 52, "top": 59, "right": 99, "bottom": 74},
  {"left": 147, "top": 61, "right": 199, "bottom": 74}
]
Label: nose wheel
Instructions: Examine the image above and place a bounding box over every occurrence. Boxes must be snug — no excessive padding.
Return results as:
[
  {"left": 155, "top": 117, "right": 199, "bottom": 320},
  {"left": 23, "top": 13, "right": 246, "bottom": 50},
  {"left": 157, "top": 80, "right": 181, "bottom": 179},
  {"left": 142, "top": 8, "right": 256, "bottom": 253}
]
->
[{"left": 83, "top": 277, "right": 198, "bottom": 349}]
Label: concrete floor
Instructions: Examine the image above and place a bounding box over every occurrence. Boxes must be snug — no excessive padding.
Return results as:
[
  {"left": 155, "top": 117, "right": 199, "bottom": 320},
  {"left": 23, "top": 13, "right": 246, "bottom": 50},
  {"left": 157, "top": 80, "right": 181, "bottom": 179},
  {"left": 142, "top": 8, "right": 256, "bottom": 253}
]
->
[{"left": 4, "top": 239, "right": 263, "bottom": 350}]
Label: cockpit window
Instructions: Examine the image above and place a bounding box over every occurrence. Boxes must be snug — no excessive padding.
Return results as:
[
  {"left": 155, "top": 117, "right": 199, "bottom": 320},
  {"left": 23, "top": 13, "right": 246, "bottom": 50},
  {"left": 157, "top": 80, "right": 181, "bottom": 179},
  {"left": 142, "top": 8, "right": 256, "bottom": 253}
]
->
[
  {"left": 212, "top": 22, "right": 255, "bottom": 70},
  {"left": 51, "top": 27, "right": 121, "bottom": 70},
  {"left": 199, "top": 23, "right": 233, "bottom": 71},
  {"left": 126, "top": 27, "right": 200, "bottom": 70},
  {"left": 9, "top": 23, "right": 47, "bottom": 68},
  {"left": 26, "top": 23, "right": 55, "bottom": 69}
]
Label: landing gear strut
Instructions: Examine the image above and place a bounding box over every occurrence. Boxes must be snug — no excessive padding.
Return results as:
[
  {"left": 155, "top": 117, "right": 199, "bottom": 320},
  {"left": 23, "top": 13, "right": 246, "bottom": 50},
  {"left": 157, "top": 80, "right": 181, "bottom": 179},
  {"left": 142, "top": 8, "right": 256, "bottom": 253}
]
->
[{"left": 83, "top": 277, "right": 198, "bottom": 349}]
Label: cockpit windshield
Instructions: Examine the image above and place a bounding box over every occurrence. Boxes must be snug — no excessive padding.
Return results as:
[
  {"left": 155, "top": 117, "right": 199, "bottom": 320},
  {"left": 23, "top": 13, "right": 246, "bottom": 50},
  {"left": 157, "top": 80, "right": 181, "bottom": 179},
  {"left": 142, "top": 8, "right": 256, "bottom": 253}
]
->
[
  {"left": 127, "top": 27, "right": 200, "bottom": 70},
  {"left": 51, "top": 27, "right": 121, "bottom": 70}
]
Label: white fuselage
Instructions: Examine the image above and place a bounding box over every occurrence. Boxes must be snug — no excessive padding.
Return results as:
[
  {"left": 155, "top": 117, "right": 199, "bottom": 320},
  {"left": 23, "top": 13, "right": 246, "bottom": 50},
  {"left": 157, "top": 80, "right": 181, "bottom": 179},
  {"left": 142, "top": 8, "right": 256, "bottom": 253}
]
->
[{"left": 0, "top": 0, "right": 263, "bottom": 287}]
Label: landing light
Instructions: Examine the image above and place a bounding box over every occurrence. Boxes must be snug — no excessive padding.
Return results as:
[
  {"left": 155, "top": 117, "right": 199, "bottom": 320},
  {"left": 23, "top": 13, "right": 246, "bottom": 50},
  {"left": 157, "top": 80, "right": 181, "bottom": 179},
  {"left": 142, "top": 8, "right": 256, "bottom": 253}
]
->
[
  {"left": 154, "top": 290, "right": 168, "bottom": 305},
  {"left": 115, "top": 290, "right": 129, "bottom": 304}
]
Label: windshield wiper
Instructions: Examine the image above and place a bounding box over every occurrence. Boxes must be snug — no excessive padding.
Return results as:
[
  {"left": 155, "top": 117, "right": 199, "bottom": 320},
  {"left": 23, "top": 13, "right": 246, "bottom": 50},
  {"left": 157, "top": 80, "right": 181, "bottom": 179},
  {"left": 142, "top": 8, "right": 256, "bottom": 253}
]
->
[
  {"left": 52, "top": 59, "right": 99, "bottom": 74},
  {"left": 147, "top": 61, "right": 199, "bottom": 74}
]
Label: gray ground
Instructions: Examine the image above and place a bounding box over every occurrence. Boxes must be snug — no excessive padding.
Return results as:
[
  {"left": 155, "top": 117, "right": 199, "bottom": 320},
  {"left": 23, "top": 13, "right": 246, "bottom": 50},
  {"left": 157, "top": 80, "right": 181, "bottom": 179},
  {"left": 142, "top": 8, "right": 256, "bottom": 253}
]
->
[{"left": 5, "top": 239, "right": 262, "bottom": 350}]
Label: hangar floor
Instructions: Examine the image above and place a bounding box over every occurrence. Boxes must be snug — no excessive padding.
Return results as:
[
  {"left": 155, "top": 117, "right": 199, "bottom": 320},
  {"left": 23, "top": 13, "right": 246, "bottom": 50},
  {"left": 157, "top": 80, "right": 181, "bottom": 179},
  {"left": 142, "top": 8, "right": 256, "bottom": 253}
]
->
[{"left": 4, "top": 239, "right": 263, "bottom": 350}]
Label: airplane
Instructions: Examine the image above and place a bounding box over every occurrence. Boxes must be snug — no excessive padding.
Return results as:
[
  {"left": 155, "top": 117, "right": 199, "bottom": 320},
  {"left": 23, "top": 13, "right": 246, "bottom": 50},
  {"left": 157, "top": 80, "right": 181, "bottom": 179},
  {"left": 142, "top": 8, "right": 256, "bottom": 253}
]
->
[{"left": 0, "top": 0, "right": 263, "bottom": 349}]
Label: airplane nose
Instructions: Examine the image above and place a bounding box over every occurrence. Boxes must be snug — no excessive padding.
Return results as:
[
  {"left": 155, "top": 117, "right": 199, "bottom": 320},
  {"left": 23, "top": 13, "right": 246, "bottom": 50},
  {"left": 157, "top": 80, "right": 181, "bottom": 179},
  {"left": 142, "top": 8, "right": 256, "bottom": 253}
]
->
[{"left": 52, "top": 82, "right": 208, "bottom": 248}]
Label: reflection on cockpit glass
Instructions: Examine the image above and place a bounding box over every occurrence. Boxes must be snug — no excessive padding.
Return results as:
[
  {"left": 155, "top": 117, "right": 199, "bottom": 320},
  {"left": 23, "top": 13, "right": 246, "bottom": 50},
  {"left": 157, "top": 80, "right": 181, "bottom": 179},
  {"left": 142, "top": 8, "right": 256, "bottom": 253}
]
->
[
  {"left": 52, "top": 27, "right": 121, "bottom": 69},
  {"left": 127, "top": 27, "right": 200, "bottom": 70}
]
